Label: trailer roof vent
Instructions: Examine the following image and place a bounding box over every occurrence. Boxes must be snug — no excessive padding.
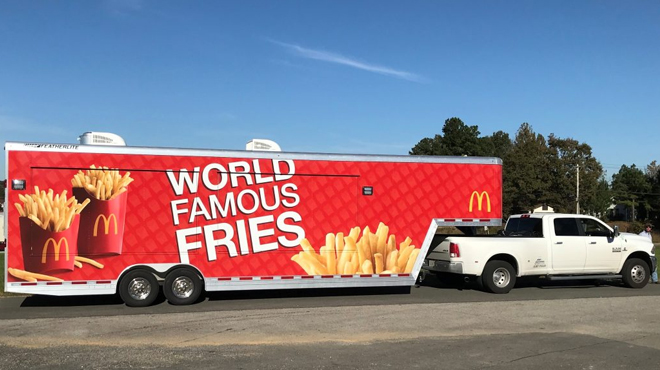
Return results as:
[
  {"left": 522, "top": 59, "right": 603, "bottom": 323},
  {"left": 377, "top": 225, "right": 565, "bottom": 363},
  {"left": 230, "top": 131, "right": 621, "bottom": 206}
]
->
[
  {"left": 246, "top": 139, "right": 281, "bottom": 152},
  {"left": 78, "top": 132, "right": 126, "bottom": 146}
]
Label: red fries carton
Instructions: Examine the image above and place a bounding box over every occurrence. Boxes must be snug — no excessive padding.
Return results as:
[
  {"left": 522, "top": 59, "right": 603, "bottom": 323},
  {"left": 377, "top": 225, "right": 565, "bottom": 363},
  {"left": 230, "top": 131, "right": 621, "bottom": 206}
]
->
[
  {"left": 73, "top": 188, "right": 128, "bottom": 256},
  {"left": 20, "top": 215, "right": 80, "bottom": 274}
]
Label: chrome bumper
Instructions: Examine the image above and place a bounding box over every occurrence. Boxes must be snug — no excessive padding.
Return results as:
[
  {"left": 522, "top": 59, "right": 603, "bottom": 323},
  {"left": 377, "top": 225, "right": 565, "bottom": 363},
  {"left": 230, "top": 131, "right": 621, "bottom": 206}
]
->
[{"left": 423, "top": 259, "right": 463, "bottom": 274}]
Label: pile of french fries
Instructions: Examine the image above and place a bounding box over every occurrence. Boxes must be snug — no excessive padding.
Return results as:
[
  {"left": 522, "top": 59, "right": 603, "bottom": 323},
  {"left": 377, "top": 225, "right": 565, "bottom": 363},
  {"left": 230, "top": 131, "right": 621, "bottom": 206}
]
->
[
  {"left": 71, "top": 165, "right": 134, "bottom": 200},
  {"left": 292, "top": 223, "right": 420, "bottom": 275},
  {"left": 14, "top": 186, "right": 90, "bottom": 232}
]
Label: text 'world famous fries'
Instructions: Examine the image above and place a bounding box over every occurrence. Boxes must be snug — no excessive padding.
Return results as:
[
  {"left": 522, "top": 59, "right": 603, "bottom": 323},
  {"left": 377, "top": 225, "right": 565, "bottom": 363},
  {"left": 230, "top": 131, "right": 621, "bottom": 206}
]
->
[
  {"left": 14, "top": 186, "right": 90, "bottom": 232},
  {"left": 8, "top": 268, "right": 64, "bottom": 282},
  {"left": 71, "top": 165, "right": 134, "bottom": 201},
  {"left": 291, "top": 223, "right": 421, "bottom": 275}
]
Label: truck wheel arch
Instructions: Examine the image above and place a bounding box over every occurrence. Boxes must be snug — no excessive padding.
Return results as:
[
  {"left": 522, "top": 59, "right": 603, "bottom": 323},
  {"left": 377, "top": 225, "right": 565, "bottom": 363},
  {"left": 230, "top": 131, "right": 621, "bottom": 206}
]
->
[
  {"left": 484, "top": 254, "right": 519, "bottom": 277},
  {"left": 620, "top": 252, "right": 653, "bottom": 277}
]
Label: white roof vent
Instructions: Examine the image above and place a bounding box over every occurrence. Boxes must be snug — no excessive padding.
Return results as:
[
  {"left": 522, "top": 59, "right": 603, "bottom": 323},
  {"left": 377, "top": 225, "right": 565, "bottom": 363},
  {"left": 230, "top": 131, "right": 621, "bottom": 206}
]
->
[
  {"left": 246, "top": 139, "right": 281, "bottom": 152},
  {"left": 78, "top": 132, "right": 126, "bottom": 146}
]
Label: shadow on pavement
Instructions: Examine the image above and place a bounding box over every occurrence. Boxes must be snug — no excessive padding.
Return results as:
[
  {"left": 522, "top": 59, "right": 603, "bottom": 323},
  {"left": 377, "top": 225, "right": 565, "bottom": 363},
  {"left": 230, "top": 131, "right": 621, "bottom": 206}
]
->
[
  {"left": 16, "top": 286, "right": 411, "bottom": 308},
  {"left": 419, "top": 271, "right": 625, "bottom": 292},
  {"left": 205, "top": 286, "right": 411, "bottom": 302}
]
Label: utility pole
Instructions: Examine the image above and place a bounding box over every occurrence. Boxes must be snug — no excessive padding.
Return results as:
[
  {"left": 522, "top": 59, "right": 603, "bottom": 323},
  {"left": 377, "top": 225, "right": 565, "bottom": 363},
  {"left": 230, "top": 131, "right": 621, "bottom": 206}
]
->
[{"left": 576, "top": 164, "right": 580, "bottom": 214}]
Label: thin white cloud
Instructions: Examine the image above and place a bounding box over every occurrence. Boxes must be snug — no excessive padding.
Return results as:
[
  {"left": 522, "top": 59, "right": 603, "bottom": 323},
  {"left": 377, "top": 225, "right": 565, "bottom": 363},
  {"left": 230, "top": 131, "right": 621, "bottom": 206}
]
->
[{"left": 269, "top": 40, "right": 427, "bottom": 83}]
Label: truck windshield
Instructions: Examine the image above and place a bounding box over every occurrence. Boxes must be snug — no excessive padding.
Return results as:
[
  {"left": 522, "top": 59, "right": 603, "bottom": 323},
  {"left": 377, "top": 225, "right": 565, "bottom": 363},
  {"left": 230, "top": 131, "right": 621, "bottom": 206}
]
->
[{"left": 504, "top": 217, "right": 543, "bottom": 237}]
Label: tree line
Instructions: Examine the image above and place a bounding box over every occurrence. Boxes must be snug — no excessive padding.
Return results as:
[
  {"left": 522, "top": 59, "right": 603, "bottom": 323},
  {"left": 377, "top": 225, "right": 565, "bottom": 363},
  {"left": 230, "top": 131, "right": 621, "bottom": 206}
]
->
[{"left": 410, "top": 118, "right": 660, "bottom": 227}]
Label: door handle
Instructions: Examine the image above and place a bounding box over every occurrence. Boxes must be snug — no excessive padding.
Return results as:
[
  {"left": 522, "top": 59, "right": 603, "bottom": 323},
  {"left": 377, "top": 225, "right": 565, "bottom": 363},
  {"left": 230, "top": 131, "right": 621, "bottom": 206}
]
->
[
  {"left": 589, "top": 242, "right": 597, "bottom": 244},
  {"left": 555, "top": 242, "right": 563, "bottom": 245}
]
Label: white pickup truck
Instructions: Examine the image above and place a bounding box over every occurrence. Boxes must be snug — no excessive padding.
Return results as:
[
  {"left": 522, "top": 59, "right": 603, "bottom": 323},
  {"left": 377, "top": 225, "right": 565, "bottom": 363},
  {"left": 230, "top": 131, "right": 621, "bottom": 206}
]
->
[{"left": 424, "top": 212, "right": 657, "bottom": 293}]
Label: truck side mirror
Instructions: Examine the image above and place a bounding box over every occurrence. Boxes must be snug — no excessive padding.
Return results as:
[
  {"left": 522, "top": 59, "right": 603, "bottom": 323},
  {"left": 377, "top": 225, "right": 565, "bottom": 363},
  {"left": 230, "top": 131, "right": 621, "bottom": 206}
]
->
[{"left": 613, "top": 225, "right": 620, "bottom": 238}]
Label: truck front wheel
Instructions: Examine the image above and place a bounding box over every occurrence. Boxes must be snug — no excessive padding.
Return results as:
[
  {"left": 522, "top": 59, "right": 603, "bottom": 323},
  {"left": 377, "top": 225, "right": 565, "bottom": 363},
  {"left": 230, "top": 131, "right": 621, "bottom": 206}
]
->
[
  {"left": 482, "top": 260, "right": 516, "bottom": 294},
  {"left": 621, "top": 258, "right": 650, "bottom": 289}
]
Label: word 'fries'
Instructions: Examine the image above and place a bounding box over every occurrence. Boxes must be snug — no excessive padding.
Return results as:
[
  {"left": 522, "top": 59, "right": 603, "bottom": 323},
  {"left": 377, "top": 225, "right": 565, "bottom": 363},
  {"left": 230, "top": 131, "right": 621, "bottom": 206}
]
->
[
  {"left": 291, "top": 223, "right": 420, "bottom": 275},
  {"left": 71, "top": 165, "right": 134, "bottom": 201},
  {"left": 8, "top": 268, "right": 64, "bottom": 282},
  {"left": 14, "top": 186, "right": 90, "bottom": 232}
]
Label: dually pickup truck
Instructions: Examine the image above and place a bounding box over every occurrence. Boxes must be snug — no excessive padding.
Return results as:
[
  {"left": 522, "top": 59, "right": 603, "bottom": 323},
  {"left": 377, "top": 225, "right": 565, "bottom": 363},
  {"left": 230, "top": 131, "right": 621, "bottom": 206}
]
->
[{"left": 424, "top": 212, "right": 657, "bottom": 293}]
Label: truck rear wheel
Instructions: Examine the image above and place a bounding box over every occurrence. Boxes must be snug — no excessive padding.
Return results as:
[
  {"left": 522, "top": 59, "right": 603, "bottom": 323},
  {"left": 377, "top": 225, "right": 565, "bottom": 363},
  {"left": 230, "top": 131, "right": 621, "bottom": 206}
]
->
[
  {"left": 163, "top": 268, "right": 203, "bottom": 305},
  {"left": 482, "top": 260, "right": 516, "bottom": 294},
  {"left": 119, "top": 269, "right": 160, "bottom": 307},
  {"left": 621, "top": 258, "right": 649, "bottom": 289}
]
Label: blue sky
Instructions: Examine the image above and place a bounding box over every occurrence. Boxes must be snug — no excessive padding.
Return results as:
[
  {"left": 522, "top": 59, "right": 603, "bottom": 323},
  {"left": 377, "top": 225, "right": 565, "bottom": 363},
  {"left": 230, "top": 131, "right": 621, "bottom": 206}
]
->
[{"left": 1, "top": 1, "right": 659, "bottom": 179}]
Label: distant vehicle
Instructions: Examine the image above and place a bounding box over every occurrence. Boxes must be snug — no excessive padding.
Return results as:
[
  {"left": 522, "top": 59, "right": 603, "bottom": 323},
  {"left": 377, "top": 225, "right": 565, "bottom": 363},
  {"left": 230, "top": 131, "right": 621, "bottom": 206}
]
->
[
  {"left": 4, "top": 134, "right": 502, "bottom": 306},
  {"left": 424, "top": 212, "right": 656, "bottom": 293}
]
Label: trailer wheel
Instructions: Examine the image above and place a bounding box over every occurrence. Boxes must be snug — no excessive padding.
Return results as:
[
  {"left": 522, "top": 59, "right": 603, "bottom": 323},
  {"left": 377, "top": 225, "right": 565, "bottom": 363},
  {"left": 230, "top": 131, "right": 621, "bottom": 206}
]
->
[
  {"left": 482, "top": 260, "right": 516, "bottom": 294},
  {"left": 621, "top": 258, "right": 649, "bottom": 289},
  {"left": 119, "top": 270, "right": 159, "bottom": 307},
  {"left": 163, "top": 268, "right": 203, "bottom": 305}
]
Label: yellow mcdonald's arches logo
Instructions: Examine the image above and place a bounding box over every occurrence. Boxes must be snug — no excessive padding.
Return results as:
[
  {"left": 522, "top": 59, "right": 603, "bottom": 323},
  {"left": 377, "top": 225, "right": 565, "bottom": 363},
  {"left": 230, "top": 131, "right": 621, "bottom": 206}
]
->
[
  {"left": 469, "top": 191, "right": 491, "bottom": 212},
  {"left": 93, "top": 213, "right": 118, "bottom": 236},
  {"left": 42, "top": 237, "right": 70, "bottom": 263}
]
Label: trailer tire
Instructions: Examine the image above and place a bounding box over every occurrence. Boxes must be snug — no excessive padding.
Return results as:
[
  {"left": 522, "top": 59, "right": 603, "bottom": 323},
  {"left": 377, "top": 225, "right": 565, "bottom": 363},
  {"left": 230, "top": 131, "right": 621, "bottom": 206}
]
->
[
  {"left": 482, "top": 260, "right": 516, "bottom": 294},
  {"left": 119, "top": 269, "right": 159, "bottom": 307},
  {"left": 621, "top": 258, "right": 649, "bottom": 289},
  {"left": 163, "top": 268, "right": 203, "bottom": 305}
]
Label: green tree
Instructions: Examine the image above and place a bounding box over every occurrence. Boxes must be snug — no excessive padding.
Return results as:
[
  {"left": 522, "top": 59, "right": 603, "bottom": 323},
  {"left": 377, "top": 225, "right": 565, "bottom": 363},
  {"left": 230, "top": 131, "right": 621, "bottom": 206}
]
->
[
  {"left": 487, "top": 130, "right": 513, "bottom": 160},
  {"left": 644, "top": 161, "right": 660, "bottom": 226},
  {"left": 409, "top": 117, "right": 489, "bottom": 156},
  {"left": 502, "top": 123, "right": 552, "bottom": 215},
  {"left": 409, "top": 135, "right": 442, "bottom": 156},
  {"left": 438, "top": 117, "right": 485, "bottom": 156},
  {"left": 591, "top": 178, "right": 613, "bottom": 219},
  {"left": 546, "top": 134, "right": 607, "bottom": 215},
  {"left": 611, "top": 165, "right": 652, "bottom": 221}
]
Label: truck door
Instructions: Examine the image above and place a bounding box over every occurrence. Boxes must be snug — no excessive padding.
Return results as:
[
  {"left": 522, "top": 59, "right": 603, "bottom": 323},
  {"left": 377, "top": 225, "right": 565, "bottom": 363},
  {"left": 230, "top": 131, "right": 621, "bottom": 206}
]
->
[
  {"left": 580, "top": 218, "right": 622, "bottom": 271},
  {"left": 551, "top": 217, "right": 586, "bottom": 272}
]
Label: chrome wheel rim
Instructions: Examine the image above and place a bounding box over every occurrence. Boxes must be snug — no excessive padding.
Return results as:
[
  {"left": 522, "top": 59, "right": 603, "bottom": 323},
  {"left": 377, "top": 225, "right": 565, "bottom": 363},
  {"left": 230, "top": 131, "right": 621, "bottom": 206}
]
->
[
  {"left": 493, "top": 267, "right": 511, "bottom": 287},
  {"left": 171, "top": 276, "right": 194, "bottom": 299},
  {"left": 630, "top": 264, "right": 646, "bottom": 284},
  {"left": 128, "top": 277, "right": 152, "bottom": 301}
]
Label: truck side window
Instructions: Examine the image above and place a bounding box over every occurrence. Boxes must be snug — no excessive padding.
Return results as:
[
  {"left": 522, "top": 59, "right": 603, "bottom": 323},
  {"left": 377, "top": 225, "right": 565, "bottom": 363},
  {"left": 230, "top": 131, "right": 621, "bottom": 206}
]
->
[
  {"left": 504, "top": 217, "right": 543, "bottom": 237},
  {"left": 554, "top": 218, "right": 580, "bottom": 236},
  {"left": 580, "top": 218, "right": 610, "bottom": 237}
]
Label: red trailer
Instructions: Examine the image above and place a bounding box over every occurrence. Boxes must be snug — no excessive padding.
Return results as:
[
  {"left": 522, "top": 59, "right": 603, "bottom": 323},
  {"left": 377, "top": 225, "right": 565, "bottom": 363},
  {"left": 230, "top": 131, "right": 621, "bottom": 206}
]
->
[{"left": 4, "top": 141, "right": 502, "bottom": 306}]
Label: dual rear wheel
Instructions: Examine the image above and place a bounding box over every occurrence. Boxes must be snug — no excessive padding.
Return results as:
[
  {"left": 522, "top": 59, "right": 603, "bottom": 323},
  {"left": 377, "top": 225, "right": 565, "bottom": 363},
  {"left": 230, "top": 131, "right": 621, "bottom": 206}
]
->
[
  {"left": 481, "top": 260, "right": 516, "bottom": 294},
  {"left": 118, "top": 268, "right": 203, "bottom": 307}
]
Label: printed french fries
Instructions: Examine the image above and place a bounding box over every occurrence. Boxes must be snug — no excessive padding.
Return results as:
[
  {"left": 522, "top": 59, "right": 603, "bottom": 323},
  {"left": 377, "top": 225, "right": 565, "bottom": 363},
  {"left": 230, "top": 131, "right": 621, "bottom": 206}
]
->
[
  {"left": 291, "top": 223, "right": 420, "bottom": 275},
  {"left": 7, "top": 255, "right": 105, "bottom": 282},
  {"left": 14, "top": 186, "right": 90, "bottom": 232},
  {"left": 74, "top": 256, "right": 105, "bottom": 269},
  {"left": 8, "top": 268, "right": 64, "bottom": 282},
  {"left": 71, "top": 165, "right": 134, "bottom": 200}
]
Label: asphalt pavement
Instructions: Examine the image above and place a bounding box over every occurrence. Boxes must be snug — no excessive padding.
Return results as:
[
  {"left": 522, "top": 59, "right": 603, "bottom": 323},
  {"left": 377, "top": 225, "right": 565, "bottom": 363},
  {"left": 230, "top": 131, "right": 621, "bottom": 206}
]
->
[{"left": 0, "top": 277, "right": 659, "bottom": 369}]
